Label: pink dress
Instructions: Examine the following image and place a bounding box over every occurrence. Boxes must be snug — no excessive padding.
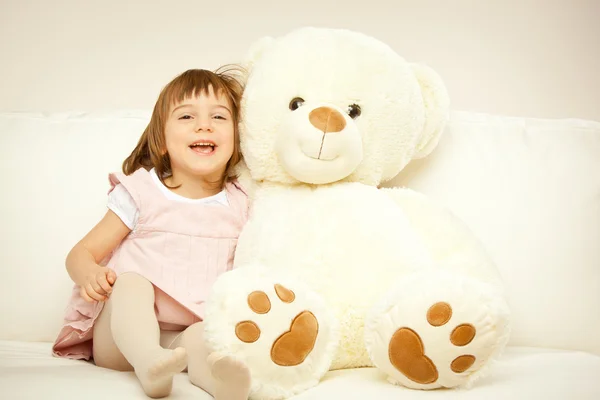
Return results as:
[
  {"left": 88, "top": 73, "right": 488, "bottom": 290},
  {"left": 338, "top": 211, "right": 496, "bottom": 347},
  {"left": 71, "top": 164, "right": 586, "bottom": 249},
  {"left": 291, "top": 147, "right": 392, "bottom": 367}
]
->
[{"left": 52, "top": 168, "right": 248, "bottom": 360}]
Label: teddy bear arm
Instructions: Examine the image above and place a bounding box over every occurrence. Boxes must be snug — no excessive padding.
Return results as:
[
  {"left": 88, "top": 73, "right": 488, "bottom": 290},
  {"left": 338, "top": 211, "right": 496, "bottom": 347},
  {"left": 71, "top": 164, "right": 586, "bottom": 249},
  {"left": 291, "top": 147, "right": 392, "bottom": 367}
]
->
[{"left": 380, "top": 187, "right": 502, "bottom": 285}]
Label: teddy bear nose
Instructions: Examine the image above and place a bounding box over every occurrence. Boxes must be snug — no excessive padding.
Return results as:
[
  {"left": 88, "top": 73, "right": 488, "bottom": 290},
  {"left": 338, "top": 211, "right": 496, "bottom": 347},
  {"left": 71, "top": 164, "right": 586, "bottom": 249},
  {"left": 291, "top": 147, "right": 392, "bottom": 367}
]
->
[{"left": 309, "top": 107, "right": 346, "bottom": 133}]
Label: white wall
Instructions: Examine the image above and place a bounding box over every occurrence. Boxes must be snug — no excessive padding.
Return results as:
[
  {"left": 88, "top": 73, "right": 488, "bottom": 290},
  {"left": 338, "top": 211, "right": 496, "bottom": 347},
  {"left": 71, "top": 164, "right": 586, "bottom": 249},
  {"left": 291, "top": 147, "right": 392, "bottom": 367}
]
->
[{"left": 1, "top": 0, "right": 599, "bottom": 121}]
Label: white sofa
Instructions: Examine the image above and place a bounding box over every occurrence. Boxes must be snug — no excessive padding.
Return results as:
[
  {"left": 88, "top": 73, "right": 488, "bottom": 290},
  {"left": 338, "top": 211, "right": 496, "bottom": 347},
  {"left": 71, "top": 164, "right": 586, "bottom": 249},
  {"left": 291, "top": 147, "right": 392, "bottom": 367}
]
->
[{"left": 1, "top": 110, "right": 599, "bottom": 399}]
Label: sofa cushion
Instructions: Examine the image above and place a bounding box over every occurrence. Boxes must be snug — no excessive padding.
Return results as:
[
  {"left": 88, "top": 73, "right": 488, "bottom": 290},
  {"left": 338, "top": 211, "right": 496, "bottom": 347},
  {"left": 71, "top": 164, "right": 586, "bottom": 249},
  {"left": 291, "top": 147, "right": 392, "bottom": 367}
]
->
[{"left": 1, "top": 341, "right": 599, "bottom": 399}]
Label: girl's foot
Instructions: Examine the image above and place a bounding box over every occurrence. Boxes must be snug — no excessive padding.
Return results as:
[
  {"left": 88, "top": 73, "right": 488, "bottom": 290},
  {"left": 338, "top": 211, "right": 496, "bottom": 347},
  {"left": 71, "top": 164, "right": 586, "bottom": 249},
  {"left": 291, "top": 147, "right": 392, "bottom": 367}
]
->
[
  {"left": 208, "top": 352, "right": 252, "bottom": 400},
  {"left": 136, "top": 347, "right": 188, "bottom": 398}
]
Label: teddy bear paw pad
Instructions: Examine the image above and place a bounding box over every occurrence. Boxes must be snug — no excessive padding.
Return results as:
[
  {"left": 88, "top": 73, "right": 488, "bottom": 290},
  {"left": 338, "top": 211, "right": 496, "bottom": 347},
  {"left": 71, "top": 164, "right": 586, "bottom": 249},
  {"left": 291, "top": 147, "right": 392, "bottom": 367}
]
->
[
  {"left": 235, "top": 284, "right": 319, "bottom": 366},
  {"left": 387, "top": 302, "right": 477, "bottom": 385}
]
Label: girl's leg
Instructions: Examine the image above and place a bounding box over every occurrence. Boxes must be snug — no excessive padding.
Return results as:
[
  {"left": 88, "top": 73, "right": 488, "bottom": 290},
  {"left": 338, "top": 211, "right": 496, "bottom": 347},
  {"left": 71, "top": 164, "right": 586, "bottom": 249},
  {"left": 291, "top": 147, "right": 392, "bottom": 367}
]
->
[
  {"left": 92, "top": 297, "right": 132, "bottom": 372},
  {"left": 92, "top": 272, "right": 187, "bottom": 398},
  {"left": 165, "top": 322, "right": 251, "bottom": 400}
]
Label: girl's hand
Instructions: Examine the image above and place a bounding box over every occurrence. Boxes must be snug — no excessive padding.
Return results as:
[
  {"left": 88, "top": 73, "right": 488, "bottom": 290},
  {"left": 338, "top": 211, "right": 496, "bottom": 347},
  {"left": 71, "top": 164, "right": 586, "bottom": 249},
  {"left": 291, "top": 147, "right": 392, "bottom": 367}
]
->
[
  {"left": 66, "top": 210, "right": 130, "bottom": 303},
  {"left": 79, "top": 266, "right": 117, "bottom": 303}
]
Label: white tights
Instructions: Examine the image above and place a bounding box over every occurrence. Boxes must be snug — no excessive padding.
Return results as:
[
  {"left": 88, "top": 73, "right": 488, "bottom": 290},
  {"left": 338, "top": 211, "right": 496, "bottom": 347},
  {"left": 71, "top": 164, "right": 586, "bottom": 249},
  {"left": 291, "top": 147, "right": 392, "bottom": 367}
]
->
[{"left": 92, "top": 272, "right": 250, "bottom": 399}]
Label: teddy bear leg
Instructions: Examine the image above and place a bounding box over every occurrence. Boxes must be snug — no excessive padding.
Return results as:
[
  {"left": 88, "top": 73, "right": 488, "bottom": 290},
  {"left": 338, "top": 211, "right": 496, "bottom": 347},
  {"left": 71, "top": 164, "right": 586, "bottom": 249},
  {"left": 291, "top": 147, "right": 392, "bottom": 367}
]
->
[
  {"left": 203, "top": 266, "right": 338, "bottom": 400},
  {"left": 364, "top": 270, "right": 510, "bottom": 389}
]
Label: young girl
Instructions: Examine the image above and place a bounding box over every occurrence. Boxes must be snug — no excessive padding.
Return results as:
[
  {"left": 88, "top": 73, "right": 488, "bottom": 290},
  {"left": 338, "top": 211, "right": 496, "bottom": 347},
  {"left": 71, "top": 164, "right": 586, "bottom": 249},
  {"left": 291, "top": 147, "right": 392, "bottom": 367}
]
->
[{"left": 52, "top": 67, "right": 251, "bottom": 399}]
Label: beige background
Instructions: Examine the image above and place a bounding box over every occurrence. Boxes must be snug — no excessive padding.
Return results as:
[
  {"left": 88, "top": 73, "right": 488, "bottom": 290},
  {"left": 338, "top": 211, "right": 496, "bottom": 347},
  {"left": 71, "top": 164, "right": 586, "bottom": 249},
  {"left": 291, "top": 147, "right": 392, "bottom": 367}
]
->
[{"left": 1, "top": 0, "right": 599, "bottom": 121}]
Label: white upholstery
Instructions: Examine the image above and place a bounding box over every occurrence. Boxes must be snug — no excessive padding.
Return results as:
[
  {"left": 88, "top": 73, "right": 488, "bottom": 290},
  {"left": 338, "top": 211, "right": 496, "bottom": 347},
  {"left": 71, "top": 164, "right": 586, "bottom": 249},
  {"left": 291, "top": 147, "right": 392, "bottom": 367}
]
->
[
  {"left": 1, "top": 342, "right": 599, "bottom": 399},
  {"left": 1, "top": 110, "right": 599, "bottom": 398}
]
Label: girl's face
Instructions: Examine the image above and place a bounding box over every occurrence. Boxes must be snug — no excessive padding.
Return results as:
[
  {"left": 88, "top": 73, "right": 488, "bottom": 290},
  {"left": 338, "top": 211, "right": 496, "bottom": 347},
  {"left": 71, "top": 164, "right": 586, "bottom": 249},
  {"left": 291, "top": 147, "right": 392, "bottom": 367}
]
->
[{"left": 164, "top": 85, "right": 235, "bottom": 183}]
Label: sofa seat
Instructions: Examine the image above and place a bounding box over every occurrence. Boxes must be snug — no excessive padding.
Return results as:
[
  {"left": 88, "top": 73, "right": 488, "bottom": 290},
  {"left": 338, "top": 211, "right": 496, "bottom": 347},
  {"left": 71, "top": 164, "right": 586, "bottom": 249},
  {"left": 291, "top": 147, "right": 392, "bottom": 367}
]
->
[{"left": 1, "top": 341, "right": 599, "bottom": 399}]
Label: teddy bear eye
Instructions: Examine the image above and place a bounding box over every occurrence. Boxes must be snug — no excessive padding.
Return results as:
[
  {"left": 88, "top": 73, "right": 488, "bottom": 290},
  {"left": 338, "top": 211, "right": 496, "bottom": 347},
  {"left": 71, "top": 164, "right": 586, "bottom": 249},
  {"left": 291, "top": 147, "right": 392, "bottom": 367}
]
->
[
  {"left": 289, "top": 97, "right": 305, "bottom": 111},
  {"left": 347, "top": 104, "right": 362, "bottom": 119}
]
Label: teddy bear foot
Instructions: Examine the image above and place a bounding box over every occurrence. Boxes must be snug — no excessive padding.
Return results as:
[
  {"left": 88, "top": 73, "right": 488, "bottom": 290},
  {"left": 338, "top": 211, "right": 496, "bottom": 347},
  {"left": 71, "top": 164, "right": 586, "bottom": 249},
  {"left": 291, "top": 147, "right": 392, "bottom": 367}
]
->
[
  {"left": 364, "top": 270, "right": 510, "bottom": 389},
  {"left": 204, "top": 266, "right": 338, "bottom": 400}
]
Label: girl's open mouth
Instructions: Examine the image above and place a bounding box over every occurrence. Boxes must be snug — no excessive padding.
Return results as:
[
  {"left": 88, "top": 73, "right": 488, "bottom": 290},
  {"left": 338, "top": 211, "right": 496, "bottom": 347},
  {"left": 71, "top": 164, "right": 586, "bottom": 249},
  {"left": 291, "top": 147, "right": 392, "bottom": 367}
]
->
[{"left": 189, "top": 141, "right": 217, "bottom": 155}]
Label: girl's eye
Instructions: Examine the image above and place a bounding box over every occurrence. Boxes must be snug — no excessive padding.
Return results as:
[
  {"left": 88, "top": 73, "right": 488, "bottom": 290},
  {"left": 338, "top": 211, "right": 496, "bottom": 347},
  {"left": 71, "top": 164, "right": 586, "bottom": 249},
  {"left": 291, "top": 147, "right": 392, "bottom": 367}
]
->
[
  {"left": 179, "top": 115, "right": 192, "bottom": 120},
  {"left": 213, "top": 115, "right": 226, "bottom": 120}
]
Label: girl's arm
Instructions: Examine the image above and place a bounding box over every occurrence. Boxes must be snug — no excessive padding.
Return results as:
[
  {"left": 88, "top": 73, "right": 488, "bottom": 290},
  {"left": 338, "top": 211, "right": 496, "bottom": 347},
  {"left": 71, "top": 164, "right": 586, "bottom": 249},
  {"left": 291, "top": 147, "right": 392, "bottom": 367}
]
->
[{"left": 66, "top": 210, "right": 131, "bottom": 302}]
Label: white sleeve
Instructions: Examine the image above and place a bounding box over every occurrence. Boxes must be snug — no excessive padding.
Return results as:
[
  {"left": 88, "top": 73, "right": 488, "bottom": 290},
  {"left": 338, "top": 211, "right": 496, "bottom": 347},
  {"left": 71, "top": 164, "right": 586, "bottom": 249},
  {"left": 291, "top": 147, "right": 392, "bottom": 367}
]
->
[{"left": 107, "top": 183, "right": 139, "bottom": 230}]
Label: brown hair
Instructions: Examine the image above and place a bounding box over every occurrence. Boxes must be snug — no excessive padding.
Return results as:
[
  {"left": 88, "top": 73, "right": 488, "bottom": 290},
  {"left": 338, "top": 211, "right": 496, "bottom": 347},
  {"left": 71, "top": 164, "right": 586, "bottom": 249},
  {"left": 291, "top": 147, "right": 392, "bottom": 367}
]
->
[{"left": 122, "top": 65, "right": 245, "bottom": 189}]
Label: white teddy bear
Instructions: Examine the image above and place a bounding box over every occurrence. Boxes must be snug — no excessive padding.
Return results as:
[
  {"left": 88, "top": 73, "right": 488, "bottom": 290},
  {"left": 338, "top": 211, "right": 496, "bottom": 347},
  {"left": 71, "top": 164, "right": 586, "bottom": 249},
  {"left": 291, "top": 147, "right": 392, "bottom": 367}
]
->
[{"left": 205, "top": 27, "right": 511, "bottom": 399}]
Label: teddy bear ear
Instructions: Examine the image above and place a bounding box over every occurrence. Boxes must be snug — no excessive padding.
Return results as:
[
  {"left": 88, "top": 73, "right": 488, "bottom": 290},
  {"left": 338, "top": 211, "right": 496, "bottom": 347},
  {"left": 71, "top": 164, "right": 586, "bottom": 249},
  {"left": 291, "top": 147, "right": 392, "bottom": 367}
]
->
[
  {"left": 410, "top": 63, "right": 451, "bottom": 159},
  {"left": 242, "top": 36, "right": 276, "bottom": 76}
]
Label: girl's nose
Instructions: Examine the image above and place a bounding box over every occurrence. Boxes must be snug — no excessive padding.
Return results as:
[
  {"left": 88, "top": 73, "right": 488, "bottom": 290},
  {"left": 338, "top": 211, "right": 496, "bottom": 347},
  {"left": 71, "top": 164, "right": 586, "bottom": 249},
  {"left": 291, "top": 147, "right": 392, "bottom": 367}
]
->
[{"left": 195, "top": 118, "right": 212, "bottom": 132}]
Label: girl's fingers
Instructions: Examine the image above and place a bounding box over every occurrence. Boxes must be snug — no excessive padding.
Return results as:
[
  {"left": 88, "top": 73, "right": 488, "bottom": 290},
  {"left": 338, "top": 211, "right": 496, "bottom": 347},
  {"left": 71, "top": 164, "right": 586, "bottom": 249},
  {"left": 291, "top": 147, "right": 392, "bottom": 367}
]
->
[
  {"left": 85, "top": 283, "right": 106, "bottom": 302},
  {"left": 106, "top": 269, "right": 117, "bottom": 285},
  {"left": 80, "top": 287, "right": 94, "bottom": 303},
  {"left": 90, "top": 278, "right": 106, "bottom": 295},
  {"left": 96, "top": 272, "right": 113, "bottom": 294}
]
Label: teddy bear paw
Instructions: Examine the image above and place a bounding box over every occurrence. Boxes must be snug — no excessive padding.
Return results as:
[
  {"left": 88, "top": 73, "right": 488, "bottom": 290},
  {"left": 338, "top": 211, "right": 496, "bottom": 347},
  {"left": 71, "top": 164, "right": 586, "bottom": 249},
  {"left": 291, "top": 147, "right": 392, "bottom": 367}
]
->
[
  {"left": 364, "top": 272, "right": 510, "bottom": 389},
  {"left": 235, "top": 284, "right": 319, "bottom": 367},
  {"left": 204, "top": 267, "right": 338, "bottom": 399},
  {"left": 387, "top": 302, "right": 478, "bottom": 385}
]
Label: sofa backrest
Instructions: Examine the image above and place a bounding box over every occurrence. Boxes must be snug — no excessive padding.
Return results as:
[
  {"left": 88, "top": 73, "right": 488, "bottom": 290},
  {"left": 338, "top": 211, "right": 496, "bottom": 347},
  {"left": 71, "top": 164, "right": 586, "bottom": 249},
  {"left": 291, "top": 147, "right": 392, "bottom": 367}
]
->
[{"left": 0, "top": 110, "right": 598, "bottom": 356}]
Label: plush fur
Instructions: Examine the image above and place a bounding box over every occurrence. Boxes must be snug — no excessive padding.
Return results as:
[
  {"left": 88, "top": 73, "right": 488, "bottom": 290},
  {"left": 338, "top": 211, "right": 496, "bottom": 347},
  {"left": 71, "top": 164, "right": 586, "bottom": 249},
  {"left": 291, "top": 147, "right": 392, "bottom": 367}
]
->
[{"left": 204, "top": 27, "right": 510, "bottom": 399}]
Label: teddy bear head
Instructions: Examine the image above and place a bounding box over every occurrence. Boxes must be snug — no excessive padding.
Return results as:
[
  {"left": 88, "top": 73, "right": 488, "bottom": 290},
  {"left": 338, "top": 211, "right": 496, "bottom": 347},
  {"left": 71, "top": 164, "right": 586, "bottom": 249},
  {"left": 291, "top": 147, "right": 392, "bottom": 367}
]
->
[{"left": 239, "top": 27, "right": 449, "bottom": 186}]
